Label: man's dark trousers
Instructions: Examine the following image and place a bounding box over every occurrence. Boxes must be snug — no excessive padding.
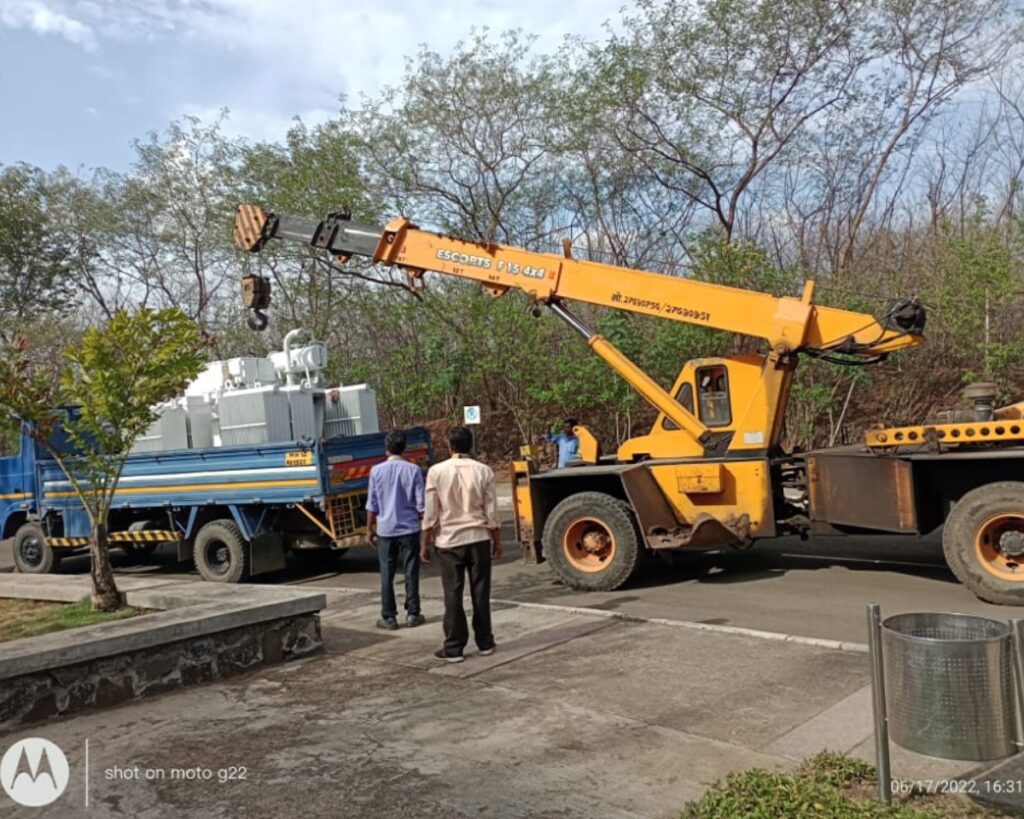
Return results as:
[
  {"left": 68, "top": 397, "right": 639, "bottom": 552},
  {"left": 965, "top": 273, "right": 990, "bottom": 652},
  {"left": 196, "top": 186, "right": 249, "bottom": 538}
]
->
[
  {"left": 377, "top": 533, "right": 421, "bottom": 620},
  {"left": 436, "top": 540, "right": 494, "bottom": 656}
]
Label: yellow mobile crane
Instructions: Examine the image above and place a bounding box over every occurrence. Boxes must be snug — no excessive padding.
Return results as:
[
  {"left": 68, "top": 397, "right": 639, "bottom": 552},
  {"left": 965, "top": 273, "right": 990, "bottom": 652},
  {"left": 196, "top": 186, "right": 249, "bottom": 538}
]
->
[{"left": 233, "top": 205, "right": 1024, "bottom": 605}]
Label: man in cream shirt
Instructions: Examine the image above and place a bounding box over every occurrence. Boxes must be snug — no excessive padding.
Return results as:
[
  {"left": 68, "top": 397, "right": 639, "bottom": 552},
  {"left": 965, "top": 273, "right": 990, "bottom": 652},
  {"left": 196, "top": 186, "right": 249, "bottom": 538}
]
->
[{"left": 421, "top": 426, "right": 502, "bottom": 662}]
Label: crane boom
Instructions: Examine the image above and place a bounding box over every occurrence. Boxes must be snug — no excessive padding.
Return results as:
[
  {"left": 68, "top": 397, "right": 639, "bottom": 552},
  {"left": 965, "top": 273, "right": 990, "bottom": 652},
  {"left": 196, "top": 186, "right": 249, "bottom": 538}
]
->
[
  {"left": 233, "top": 203, "right": 926, "bottom": 459},
  {"left": 234, "top": 205, "right": 925, "bottom": 359}
]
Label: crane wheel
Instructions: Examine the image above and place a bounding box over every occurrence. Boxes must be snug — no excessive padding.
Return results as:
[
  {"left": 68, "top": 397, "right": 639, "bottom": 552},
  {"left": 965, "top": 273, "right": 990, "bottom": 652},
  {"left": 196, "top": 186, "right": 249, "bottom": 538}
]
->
[
  {"left": 943, "top": 481, "right": 1024, "bottom": 605},
  {"left": 12, "top": 522, "right": 60, "bottom": 574},
  {"left": 542, "top": 492, "right": 642, "bottom": 591}
]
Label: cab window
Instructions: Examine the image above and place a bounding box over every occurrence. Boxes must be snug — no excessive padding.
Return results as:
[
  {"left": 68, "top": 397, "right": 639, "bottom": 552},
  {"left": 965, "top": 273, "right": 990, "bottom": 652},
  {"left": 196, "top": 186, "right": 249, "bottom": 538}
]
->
[
  {"left": 697, "top": 365, "right": 731, "bottom": 426},
  {"left": 661, "top": 382, "right": 695, "bottom": 430}
]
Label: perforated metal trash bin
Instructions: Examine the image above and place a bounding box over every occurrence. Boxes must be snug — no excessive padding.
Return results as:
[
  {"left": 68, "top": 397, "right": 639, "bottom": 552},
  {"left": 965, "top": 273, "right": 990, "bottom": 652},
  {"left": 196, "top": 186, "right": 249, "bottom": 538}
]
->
[{"left": 882, "top": 612, "right": 1017, "bottom": 761}]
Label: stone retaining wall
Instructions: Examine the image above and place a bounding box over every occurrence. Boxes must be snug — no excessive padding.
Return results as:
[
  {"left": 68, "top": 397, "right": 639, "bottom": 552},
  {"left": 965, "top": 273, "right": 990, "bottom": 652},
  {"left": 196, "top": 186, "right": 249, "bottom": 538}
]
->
[
  {"left": 0, "top": 576, "right": 327, "bottom": 731},
  {"left": 0, "top": 612, "right": 321, "bottom": 728}
]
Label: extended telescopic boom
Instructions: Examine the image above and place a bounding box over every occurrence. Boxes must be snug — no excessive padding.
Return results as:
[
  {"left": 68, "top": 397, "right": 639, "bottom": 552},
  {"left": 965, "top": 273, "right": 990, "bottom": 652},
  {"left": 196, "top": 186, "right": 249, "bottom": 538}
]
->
[
  {"left": 234, "top": 204, "right": 925, "bottom": 359},
  {"left": 234, "top": 204, "right": 925, "bottom": 456}
]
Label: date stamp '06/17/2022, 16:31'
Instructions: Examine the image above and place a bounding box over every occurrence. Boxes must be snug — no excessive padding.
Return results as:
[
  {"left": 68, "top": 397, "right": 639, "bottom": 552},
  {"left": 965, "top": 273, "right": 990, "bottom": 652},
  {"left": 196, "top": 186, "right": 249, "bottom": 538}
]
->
[{"left": 890, "top": 778, "right": 1023, "bottom": 796}]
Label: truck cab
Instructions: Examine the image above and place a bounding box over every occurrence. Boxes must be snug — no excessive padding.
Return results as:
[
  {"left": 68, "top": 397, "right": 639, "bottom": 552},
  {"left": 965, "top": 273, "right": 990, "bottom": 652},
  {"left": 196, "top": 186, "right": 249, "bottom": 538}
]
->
[{"left": 0, "top": 427, "right": 37, "bottom": 542}]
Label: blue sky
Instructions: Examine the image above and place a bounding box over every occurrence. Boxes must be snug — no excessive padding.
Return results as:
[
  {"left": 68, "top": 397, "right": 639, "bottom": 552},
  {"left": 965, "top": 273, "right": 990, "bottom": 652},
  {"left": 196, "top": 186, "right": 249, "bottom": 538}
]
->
[{"left": 0, "top": 0, "right": 625, "bottom": 172}]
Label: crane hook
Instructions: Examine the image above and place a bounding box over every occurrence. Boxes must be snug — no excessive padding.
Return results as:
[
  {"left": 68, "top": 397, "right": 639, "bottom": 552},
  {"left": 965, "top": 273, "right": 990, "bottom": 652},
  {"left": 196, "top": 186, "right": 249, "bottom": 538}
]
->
[
  {"left": 241, "top": 274, "right": 272, "bottom": 332},
  {"left": 247, "top": 308, "right": 269, "bottom": 332}
]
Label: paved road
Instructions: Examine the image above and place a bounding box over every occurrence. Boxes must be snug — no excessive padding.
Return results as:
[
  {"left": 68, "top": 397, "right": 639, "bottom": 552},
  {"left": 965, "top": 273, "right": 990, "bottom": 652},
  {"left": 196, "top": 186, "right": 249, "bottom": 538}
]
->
[{"left": 5, "top": 523, "right": 1022, "bottom": 644}]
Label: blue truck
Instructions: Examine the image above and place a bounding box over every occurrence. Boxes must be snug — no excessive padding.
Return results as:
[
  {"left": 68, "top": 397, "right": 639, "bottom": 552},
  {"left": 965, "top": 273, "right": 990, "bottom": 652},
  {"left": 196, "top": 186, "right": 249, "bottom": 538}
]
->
[{"left": 0, "top": 423, "right": 430, "bottom": 582}]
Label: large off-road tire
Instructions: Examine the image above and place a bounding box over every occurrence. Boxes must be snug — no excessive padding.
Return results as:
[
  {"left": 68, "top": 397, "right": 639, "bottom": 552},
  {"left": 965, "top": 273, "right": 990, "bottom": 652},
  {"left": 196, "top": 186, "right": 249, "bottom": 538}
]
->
[
  {"left": 943, "top": 481, "right": 1024, "bottom": 605},
  {"left": 194, "top": 519, "right": 249, "bottom": 583},
  {"left": 119, "top": 520, "right": 160, "bottom": 563},
  {"left": 13, "top": 522, "right": 60, "bottom": 574},
  {"left": 542, "top": 491, "right": 642, "bottom": 591}
]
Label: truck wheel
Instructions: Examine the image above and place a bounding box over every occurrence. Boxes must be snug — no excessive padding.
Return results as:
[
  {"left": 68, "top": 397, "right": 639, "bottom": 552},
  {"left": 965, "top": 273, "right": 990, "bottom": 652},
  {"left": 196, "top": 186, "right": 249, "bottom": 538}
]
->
[
  {"left": 542, "top": 492, "right": 642, "bottom": 591},
  {"left": 943, "top": 482, "right": 1024, "bottom": 605},
  {"left": 121, "top": 521, "right": 160, "bottom": 563},
  {"left": 13, "top": 522, "right": 60, "bottom": 574},
  {"left": 194, "top": 520, "right": 249, "bottom": 583}
]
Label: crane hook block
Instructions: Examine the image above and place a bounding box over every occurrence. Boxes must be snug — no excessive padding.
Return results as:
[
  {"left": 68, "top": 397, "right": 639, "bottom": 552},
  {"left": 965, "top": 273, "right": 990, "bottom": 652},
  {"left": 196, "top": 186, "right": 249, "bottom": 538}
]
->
[
  {"left": 241, "top": 274, "right": 271, "bottom": 310},
  {"left": 242, "top": 274, "right": 271, "bottom": 332}
]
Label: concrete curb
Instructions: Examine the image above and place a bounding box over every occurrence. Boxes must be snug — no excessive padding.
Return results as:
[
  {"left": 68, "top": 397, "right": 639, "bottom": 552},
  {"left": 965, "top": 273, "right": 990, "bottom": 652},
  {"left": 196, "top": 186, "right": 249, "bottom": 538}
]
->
[
  {"left": 319, "top": 585, "right": 869, "bottom": 653},
  {"left": 0, "top": 575, "right": 183, "bottom": 603}
]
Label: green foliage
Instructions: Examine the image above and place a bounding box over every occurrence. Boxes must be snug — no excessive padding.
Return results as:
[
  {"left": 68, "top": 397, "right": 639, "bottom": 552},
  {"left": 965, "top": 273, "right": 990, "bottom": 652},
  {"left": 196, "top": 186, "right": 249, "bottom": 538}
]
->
[
  {"left": 682, "top": 752, "right": 938, "bottom": 819},
  {"left": 239, "top": 120, "right": 379, "bottom": 220},
  {"left": 0, "top": 337, "right": 64, "bottom": 445},
  {"left": 0, "top": 308, "right": 206, "bottom": 610},
  {"left": 798, "top": 751, "right": 876, "bottom": 789},
  {"left": 690, "top": 229, "right": 801, "bottom": 295},
  {"left": 351, "top": 29, "right": 567, "bottom": 245},
  {"left": 80, "top": 115, "right": 249, "bottom": 324},
  {"left": 0, "top": 308, "right": 209, "bottom": 524},
  {"left": 595, "top": 0, "right": 870, "bottom": 238},
  {"left": 0, "top": 164, "right": 83, "bottom": 324},
  {"left": 789, "top": 378, "right": 838, "bottom": 445},
  {"left": 926, "top": 211, "right": 1024, "bottom": 385}
]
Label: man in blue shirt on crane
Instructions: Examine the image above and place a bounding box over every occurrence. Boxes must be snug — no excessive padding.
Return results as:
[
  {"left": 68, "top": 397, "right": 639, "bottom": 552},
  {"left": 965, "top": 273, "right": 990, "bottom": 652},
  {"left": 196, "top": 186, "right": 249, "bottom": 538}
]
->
[
  {"left": 545, "top": 418, "right": 580, "bottom": 469},
  {"left": 366, "top": 429, "right": 426, "bottom": 630}
]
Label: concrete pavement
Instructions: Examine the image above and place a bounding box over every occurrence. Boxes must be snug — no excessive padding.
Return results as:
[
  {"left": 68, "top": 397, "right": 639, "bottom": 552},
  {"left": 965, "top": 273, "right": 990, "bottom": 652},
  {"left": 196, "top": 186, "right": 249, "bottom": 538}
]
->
[{"left": 1, "top": 586, "right": 999, "bottom": 818}]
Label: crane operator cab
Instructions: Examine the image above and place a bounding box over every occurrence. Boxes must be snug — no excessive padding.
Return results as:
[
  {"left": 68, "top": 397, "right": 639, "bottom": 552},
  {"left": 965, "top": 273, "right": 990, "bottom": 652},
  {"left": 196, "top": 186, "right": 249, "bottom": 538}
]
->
[
  {"left": 657, "top": 364, "right": 731, "bottom": 430},
  {"left": 613, "top": 353, "right": 785, "bottom": 466}
]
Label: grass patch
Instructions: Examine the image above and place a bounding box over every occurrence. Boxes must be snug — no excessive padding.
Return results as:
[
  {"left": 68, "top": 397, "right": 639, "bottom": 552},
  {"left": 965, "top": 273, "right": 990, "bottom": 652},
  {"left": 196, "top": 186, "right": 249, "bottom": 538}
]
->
[
  {"left": 682, "top": 751, "right": 1011, "bottom": 819},
  {"left": 0, "top": 597, "right": 137, "bottom": 643}
]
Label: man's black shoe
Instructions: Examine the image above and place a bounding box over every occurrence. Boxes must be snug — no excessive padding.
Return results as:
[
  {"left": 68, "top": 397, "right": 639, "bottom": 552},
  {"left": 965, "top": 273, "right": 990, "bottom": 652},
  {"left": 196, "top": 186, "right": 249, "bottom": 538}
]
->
[
  {"left": 406, "top": 614, "right": 426, "bottom": 627},
  {"left": 376, "top": 617, "right": 399, "bottom": 631},
  {"left": 478, "top": 644, "right": 496, "bottom": 656},
  {"left": 433, "top": 648, "right": 465, "bottom": 663}
]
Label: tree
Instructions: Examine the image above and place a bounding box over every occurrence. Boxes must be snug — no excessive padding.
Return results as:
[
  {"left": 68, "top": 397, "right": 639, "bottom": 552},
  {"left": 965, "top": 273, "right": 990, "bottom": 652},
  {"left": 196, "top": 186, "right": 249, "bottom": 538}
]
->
[
  {"left": 0, "top": 308, "right": 208, "bottom": 611},
  {"left": 352, "top": 30, "right": 567, "bottom": 246},
  {"left": 0, "top": 163, "right": 85, "bottom": 330},
  {"left": 76, "top": 115, "right": 245, "bottom": 325},
  {"left": 592, "top": 0, "right": 869, "bottom": 243},
  {"left": 830, "top": 0, "right": 1018, "bottom": 275}
]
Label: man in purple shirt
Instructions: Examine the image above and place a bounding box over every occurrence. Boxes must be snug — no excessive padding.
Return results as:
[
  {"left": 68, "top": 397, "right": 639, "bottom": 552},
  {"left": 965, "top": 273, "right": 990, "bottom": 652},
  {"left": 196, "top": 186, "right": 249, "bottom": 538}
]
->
[{"left": 366, "top": 429, "right": 426, "bottom": 630}]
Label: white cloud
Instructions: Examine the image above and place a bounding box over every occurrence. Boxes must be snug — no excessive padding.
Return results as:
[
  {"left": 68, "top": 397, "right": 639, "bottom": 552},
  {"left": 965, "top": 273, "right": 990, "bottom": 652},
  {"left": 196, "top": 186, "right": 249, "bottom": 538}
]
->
[
  {"left": 11, "top": 0, "right": 623, "bottom": 99},
  {"left": 2, "top": 0, "right": 627, "bottom": 166},
  {"left": 0, "top": 0, "right": 98, "bottom": 50}
]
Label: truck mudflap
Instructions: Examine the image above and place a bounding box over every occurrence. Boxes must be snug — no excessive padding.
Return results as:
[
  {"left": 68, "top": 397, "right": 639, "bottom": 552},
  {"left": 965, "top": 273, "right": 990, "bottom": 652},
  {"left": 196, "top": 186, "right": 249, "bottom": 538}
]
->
[
  {"left": 249, "top": 532, "right": 286, "bottom": 575},
  {"left": 512, "top": 458, "right": 542, "bottom": 563}
]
